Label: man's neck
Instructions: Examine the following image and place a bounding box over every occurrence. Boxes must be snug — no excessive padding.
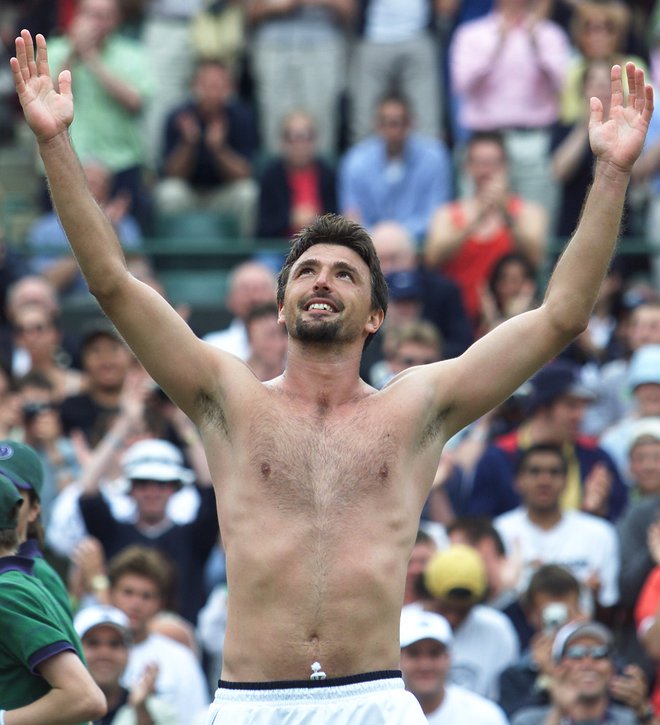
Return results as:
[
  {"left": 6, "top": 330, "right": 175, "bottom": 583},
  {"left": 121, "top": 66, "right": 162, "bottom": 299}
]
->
[
  {"left": 89, "top": 385, "right": 122, "bottom": 408},
  {"left": 525, "top": 419, "right": 566, "bottom": 446},
  {"left": 418, "top": 687, "right": 445, "bottom": 716},
  {"left": 525, "top": 506, "right": 563, "bottom": 530},
  {"left": 102, "top": 682, "right": 127, "bottom": 711},
  {"left": 280, "top": 343, "right": 370, "bottom": 407},
  {"left": 571, "top": 694, "right": 608, "bottom": 722}
]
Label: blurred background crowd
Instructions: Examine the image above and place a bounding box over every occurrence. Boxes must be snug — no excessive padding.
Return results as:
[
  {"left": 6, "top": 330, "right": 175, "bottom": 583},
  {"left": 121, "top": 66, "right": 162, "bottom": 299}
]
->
[{"left": 3, "top": 0, "right": 660, "bottom": 722}]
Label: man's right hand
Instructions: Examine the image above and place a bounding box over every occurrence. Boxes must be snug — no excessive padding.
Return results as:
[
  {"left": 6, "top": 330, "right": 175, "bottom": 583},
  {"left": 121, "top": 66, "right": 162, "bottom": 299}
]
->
[{"left": 11, "top": 30, "right": 74, "bottom": 143}]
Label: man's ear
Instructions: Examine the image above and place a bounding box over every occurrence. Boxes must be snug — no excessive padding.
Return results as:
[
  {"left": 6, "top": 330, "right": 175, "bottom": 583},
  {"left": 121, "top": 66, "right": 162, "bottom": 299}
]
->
[{"left": 366, "top": 308, "right": 385, "bottom": 336}]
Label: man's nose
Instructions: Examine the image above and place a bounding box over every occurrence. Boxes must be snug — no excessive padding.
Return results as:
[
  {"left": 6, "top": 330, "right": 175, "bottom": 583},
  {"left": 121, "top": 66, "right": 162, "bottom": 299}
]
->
[{"left": 313, "top": 269, "right": 332, "bottom": 289}]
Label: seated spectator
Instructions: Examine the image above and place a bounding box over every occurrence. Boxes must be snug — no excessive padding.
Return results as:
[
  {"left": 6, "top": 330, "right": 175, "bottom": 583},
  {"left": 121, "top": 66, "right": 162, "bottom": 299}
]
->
[
  {"left": 203, "top": 261, "right": 277, "bottom": 360},
  {"left": 371, "top": 220, "right": 473, "bottom": 360},
  {"left": 494, "top": 444, "right": 620, "bottom": 612},
  {"left": 78, "top": 436, "right": 218, "bottom": 624},
  {"left": 256, "top": 111, "right": 337, "bottom": 242},
  {"left": 467, "top": 360, "right": 628, "bottom": 522},
  {"left": 400, "top": 608, "right": 509, "bottom": 723},
  {"left": 339, "top": 93, "right": 452, "bottom": 242},
  {"left": 59, "top": 319, "right": 134, "bottom": 447},
  {"left": 155, "top": 58, "right": 259, "bottom": 239},
  {"left": 512, "top": 621, "right": 652, "bottom": 724},
  {"left": 425, "top": 131, "right": 547, "bottom": 329},
  {"left": 498, "top": 564, "right": 585, "bottom": 716},
  {"left": 478, "top": 252, "right": 540, "bottom": 337},
  {"left": 11, "top": 303, "right": 85, "bottom": 403},
  {"left": 46, "top": 0, "right": 153, "bottom": 228},
  {"left": 106, "top": 545, "right": 210, "bottom": 722},
  {"left": 74, "top": 604, "right": 179, "bottom": 724},
  {"left": 245, "top": 303, "right": 287, "bottom": 382},
  {"left": 25, "top": 159, "right": 143, "bottom": 297},
  {"left": 600, "top": 345, "right": 660, "bottom": 485},
  {"left": 410, "top": 543, "right": 520, "bottom": 699}
]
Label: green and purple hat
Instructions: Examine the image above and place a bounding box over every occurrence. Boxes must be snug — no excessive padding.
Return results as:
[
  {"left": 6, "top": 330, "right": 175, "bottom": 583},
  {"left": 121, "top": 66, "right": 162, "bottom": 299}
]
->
[{"left": 0, "top": 440, "right": 44, "bottom": 500}]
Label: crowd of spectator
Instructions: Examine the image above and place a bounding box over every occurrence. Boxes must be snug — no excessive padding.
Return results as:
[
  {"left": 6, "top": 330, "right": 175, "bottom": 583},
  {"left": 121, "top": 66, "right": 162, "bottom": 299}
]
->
[{"left": 3, "top": 0, "right": 660, "bottom": 722}]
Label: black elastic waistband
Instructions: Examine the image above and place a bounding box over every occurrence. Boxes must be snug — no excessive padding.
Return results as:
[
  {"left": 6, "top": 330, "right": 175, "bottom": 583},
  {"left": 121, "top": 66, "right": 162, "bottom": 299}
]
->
[{"left": 218, "top": 669, "right": 402, "bottom": 690}]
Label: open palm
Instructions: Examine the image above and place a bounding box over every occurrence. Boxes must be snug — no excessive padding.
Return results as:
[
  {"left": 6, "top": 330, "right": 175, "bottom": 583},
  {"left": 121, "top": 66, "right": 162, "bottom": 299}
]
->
[
  {"left": 589, "top": 63, "right": 654, "bottom": 173},
  {"left": 11, "top": 30, "right": 73, "bottom": 143}
]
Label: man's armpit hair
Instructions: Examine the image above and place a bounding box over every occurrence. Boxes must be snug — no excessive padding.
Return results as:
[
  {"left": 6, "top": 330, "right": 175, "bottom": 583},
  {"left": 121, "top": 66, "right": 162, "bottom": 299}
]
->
[{"left": 195, "top": 390, "right": 229, "bottom": 437}]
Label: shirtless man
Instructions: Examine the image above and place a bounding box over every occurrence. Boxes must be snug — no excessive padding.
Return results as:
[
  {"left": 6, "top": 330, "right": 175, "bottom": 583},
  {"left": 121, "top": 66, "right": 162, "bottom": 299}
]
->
[{"left": 10, "top": 31, "right": 654, "bottom": 724}]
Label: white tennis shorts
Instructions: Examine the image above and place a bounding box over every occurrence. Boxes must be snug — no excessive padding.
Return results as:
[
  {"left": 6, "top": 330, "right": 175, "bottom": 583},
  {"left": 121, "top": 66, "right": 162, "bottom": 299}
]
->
[{"left": 205, "top": 670, "right": 427, "bottom": 724}]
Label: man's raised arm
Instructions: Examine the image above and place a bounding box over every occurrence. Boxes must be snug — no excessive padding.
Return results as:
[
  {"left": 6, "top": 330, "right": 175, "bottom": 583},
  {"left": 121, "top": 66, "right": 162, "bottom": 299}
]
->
[
  {"left": 10, "top": 31, "right": 221, "bottom": 416},
  {"left": 437, "top": 63, "right": 654, "bottom": 436}
]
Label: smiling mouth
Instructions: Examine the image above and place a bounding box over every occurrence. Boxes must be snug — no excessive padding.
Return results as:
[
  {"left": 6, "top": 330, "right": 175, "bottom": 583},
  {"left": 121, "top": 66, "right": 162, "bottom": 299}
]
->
[{"left": 303, "top": 300, "right": 339, "bottom": 313}]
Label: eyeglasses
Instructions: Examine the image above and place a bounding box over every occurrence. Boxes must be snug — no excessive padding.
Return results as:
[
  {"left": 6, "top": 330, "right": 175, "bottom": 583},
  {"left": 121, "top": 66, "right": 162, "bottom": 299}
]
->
[{"left": 564, "top": 644, "right": 611, "bottom": 661}]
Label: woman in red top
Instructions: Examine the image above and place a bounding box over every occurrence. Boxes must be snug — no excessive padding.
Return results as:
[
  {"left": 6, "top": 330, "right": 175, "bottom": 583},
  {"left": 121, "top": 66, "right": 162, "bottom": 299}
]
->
[{"left": 424, "top": 132, "right": 547, "bottom": 329}]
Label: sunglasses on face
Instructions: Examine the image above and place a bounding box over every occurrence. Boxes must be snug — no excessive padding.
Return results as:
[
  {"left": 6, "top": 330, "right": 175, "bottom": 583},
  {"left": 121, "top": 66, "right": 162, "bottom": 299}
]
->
[{"left": 564, "top": 644, "right": 610, "bottom": 661}]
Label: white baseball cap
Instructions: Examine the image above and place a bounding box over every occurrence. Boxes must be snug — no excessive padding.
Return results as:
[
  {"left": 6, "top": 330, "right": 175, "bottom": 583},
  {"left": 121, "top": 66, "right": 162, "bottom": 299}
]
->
[
  {"left": 74, "top": 604, "right": 131, "bottom": 641},
  {"left": 400, "top": 607, "right": 453, "bottom": 649},
  {"left": 121, "top": 438, "right": 194, "bottom": 485}
]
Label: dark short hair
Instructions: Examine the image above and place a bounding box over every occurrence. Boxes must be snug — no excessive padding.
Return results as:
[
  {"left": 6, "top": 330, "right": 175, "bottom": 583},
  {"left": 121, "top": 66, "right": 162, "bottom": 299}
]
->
[
  {"left": 276, "top": 214, "right": 388, "bottom": 346},
  {"left": 467, "top": 130, "right": 507, "bottom": 160},
  {"left": 245, "top": 302, "right": 279, "bottom": 331},
  {"left": 447, "top": 516, "right": 506, "bottom": 557},
  {"left": 522, "top": 564, "right": 580, "bottom": 611},
  {"left": 515, "top": 443, "right": 568, "bottom": 476},
  {"left": 108, "top": 545, "right": 175, "bottom": 605}
]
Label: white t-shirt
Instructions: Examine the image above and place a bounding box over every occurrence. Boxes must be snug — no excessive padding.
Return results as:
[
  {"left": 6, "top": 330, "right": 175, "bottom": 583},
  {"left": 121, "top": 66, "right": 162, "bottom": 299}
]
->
[
  {"left": 123, "top": 633, "right": 210, "bottom": 723},
  {"left": 403, "top": 603, "right": 519, "bottom": 700},
  {"left": 427, "top": 683, "right": 509, "bottom": 724},
  {"left": 494, "top": 508, "right": 620, "bottom": 606}
]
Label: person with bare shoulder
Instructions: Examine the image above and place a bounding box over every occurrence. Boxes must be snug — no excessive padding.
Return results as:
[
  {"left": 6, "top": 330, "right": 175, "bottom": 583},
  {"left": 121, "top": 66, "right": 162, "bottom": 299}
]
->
[{"left": 10, "top": 29, "right": 654, "bottom": 724}]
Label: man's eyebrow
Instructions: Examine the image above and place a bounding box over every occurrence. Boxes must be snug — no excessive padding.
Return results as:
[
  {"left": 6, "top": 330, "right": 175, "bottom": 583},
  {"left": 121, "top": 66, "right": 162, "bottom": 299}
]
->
[{"left": 294, "top": 258, "right": 362, "bottom": 276}]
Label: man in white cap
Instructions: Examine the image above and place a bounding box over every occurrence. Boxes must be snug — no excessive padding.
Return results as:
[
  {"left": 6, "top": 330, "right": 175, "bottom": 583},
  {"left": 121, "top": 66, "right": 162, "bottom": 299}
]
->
[
  {"left": 78, "top": 438, "right": 218, "bottom": 623},
  {"left": 74, "top": 603, "right": 179, "bottom": 724},
  {"left": 400, "top": 608, "right": 509, "bottom": 723}
]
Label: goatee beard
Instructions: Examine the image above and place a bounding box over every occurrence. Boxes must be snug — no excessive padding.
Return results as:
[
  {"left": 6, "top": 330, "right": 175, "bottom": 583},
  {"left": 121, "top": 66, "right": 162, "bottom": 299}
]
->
[{"left": 294, "top": 317, "right": 341, "bottom": 342}]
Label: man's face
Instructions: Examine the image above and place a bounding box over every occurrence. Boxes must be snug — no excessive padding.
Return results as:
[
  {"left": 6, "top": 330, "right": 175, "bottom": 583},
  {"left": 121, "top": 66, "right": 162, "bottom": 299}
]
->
[
  {"left": 282, "top": 115, "right": 317, "bottom": 168},
  {"left": 194, "top": 63, "right": 232, "bottom": 113},
  {"left": 629, "top": 307, "right": 660, "bottom": 350},
  {"left": 228, "top": 267, "right": 276, "bottom": 321},
  {"left": 515, "top": 450, "right": 567, "bottom": 513},
  {"left": 82, "top": 624, "right": 128, "bottom": 690},
  {"left": 82, "top": 336, "right": 133, "bottom": 391},
  {"left": 111, "top": 573, "right": 162, "bottom": 639},
  {"left": 400, "top": 639, "right": 449, "bottom": 701},
  {"left": 405, "top": 541, "right": 437, "bottom": 601},
  {"left": 560, "top": 635, "right": 613, "bottom": 702},
  {"left": 545, "top": 395, "right": 588, "bottom": 442},
  {"left": 279, "top": 244, "right": 382, "bottom": 346},
  {"left": 466, "top": 140, "right": 507, "bottom": 189},
  {"left": 78, "top": 0, "right": 119, "bottom": 40},
  {"left": 429, "top": 597, "right": 474, "bottom": 631},
  {"left": 247, "top": 314, "right": 287, "bottom": 370},
  {"left": 371, "top": 226, "right": 415, "bottom": 275},
  {"left": 629, "top": 440, "right": 660, "bottom": 495},
  {"left": 130, "top": 479, "right": 178, "bottom": 525},
  {"left": 633, "top": 384, "right": 660, "bottom": 418},
  {"left": 376, "top": 101, "right": 411, "bottom": 153},
  {"left": 389, "top": 341, "right": 440, "bottom": 375},
  {"left": 527, "top": 591, "right": 582, "bottom": 633}
]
